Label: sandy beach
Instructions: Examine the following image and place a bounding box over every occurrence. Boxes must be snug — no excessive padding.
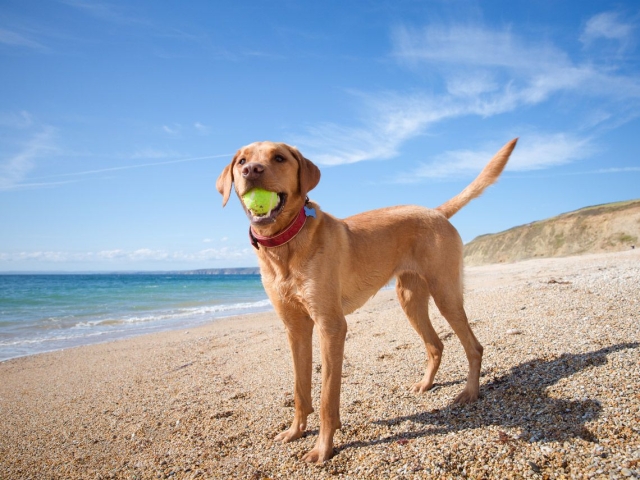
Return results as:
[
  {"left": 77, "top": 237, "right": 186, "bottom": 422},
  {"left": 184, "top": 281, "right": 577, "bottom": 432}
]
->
[{"left": 1, "top": 250, "right": 638, "bottom": 479}]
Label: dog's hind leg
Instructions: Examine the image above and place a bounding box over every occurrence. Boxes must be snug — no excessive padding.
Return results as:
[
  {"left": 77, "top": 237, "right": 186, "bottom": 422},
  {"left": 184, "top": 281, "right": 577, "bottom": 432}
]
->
[
  {"left": 396, "top": 272, "right": 444, "bottom": 394},
  {"left": 429, "top": 270, "right": 483, "bottom": 404}
]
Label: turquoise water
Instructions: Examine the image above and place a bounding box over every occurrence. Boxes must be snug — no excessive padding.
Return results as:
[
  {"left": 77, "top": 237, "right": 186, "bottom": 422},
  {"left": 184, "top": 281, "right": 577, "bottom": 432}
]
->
[{"left": 0, "top": 274, "right": 270, "bottom": 362}]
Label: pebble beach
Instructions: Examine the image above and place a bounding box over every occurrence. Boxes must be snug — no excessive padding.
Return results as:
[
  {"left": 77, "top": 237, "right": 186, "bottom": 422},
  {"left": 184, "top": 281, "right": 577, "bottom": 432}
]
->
[{"left": 1, "top": 250, "right": 638, "bottom": 479}]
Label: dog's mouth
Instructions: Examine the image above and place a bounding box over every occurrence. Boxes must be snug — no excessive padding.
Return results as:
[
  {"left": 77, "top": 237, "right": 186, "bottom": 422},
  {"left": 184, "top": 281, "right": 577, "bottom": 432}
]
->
[{"left": 244, "top": 192, "right": 287, "bottom": 225}]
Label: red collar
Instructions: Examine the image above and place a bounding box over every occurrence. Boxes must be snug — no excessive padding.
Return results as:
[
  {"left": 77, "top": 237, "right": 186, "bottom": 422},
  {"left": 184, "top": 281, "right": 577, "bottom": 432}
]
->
[{"left": 249, "top": 206, "right": 309, "bottom": 249}]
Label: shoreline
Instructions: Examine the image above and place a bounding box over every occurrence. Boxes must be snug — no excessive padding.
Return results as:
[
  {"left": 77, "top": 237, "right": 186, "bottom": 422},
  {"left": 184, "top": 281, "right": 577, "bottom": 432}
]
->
[
  {"left": 0, "top": 274, "right": 271, "bottom": 363},
  {"left": 1, "top": 250, "right": 638, "bottom": 479},
  {"left": 0, "top": 305, "right": 274, "bottom": 364}
]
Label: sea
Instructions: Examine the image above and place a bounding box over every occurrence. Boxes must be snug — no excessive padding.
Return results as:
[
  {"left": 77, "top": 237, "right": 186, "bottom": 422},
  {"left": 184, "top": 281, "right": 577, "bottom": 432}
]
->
[{"left": 0, "top": 273, "right": 270, "bottom": 362}]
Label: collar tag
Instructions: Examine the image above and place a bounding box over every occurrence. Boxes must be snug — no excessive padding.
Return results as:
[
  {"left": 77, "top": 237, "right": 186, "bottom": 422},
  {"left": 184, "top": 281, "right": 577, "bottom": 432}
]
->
[{"left": 304, "top": 206, "right": 316, "bottom": 218}]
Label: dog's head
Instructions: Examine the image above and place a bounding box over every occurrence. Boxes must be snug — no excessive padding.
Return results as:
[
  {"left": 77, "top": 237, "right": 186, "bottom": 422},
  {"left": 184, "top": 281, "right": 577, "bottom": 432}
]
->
[{"left": 217, "top": 142, "right": 321, "bottom": 227}]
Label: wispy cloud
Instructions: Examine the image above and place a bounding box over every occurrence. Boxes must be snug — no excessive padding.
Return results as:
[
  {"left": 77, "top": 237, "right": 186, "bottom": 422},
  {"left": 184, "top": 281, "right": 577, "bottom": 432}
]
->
[
  {"left": 0, "top": 111, "right": 34, "bottom": 128},
  {"left": 0, "top": 247, "right": 254, "bottom": 263},
  {"left": 163, "top": 122, "right": 214, "bottom": 137},
  {"left": 59, "top": 0, "right": 147, "bottom": 27},
  {"left": 0, "top": 27, "right": 47, "bottom": 51},
  {"left": 0, "top": 114, "right": 231, "bottom": 190},
  {"left": 0, "top": 127, "right": 57, "bottom": 190},
  {"left": 60, "top": 0, "right": 231, "bottom": 60},
  {"left": 595, "top": 166, "right": 640, "bottom": 173},
  {"left": 295, "top": 14, "right": 640, "bottom": 168},
  {"left": 27, "top": 153, "right": 231, "bottom": 181},
  {"left": 163, "top": 124, "right": 181, "bottom": 135},
  {"left": 580, "top": 11, "right": 635, "bottom": 49},
  {"left": 393, "top": 24, "right": 567, "bottom": 73},
  {"left": 390, "top": 23, "right": 624, "bottom": 105},
  {"left": 194, "top": 122, "right": 210, "bottom": 135},
  {"left": 394, "top": 133, "right": 594, "bottom": 183},
  {"left": 1, "top": 179, "right": 79, "bottom": 191},
  {"left": 396, "top": 20, "right": 640, "bottom": 103},
  {"left": 294, "top": 93, "right": 463, "bottom": 165}
]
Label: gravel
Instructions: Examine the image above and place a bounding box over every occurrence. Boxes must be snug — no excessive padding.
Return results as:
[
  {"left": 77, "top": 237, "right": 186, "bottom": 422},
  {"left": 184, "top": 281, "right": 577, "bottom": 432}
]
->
[{"left": 0, "top": 250, "right": 638, "bottom": 479}]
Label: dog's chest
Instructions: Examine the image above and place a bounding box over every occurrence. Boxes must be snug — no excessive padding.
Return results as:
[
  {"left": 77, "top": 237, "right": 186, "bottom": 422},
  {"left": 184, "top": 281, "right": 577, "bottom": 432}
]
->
[
  {"left": 276, "top": 276, "right": 304, "bottom": 304},
  {"left": 259, "top": 260, "right": 310, "bottom": 310}
]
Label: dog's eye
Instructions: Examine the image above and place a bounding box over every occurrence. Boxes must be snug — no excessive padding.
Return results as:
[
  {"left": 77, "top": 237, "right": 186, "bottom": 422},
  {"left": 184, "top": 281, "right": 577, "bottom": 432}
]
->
[
  {"left": 274, "top": 155, "right": 285, "bottom": 163},
  {"left": 238, "top": 158, "right": 246, "bottom": 165}
]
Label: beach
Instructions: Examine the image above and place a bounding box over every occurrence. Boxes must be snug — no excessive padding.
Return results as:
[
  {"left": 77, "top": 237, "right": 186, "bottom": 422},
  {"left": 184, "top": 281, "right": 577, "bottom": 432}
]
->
[{"left": 1, "top": 250, "right": 638, "bottom": 479}]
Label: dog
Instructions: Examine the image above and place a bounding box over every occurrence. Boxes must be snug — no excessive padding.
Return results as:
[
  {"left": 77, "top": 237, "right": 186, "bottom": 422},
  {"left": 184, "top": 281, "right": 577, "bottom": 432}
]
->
[{"left": 217, "top": 138, "right": 517, "bottom": 463}]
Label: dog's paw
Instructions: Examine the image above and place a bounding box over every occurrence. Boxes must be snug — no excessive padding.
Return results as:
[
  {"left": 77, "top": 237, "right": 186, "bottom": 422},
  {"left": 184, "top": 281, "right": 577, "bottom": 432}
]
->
[
  {"left": 410, "top": 380, "right": 434, "bottom": 394},
  {"left": 275, "top": 427, "right": 304, "bottom": 443},
  {"left": 453, "top": 387, "right": 479, "bottom": 404},
  {"left": 302, "top": 446, "right": 334, "bottom": 464}
]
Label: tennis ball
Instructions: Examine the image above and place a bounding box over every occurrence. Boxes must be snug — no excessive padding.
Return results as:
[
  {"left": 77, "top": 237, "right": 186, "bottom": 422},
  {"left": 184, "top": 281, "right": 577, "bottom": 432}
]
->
[{"left": 242, "top": 188, "right": 279, "bottom": 215}]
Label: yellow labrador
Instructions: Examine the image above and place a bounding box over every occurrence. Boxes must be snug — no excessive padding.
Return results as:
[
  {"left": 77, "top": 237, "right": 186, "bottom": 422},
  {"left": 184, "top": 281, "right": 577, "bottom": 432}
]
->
[{"left": 217, "top": 139, "right": 517, "bottom": 463}]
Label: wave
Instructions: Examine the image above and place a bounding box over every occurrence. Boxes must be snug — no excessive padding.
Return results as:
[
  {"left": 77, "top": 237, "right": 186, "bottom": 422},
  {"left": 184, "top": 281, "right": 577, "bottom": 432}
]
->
[
  {"left": 0, "top": 298, "right": 272, "bottom": 353},
  {"left": 0, "top": 330, "right": 110, "bottom": 347},
  {"left": 70, "top": 298, "right": 272, "bottom": 329}
]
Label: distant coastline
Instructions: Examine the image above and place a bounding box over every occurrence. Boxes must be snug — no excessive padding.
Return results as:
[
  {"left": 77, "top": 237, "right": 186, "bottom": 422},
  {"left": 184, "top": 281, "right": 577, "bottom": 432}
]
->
[{"left": 180, "top": 267, "right": 261, "bottom": 275}]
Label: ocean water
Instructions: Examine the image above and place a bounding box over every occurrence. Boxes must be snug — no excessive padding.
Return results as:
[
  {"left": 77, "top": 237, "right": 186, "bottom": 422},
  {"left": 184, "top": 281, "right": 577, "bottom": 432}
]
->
[{"left": 0, "top": 274, "right": 270, "bottom": 362}]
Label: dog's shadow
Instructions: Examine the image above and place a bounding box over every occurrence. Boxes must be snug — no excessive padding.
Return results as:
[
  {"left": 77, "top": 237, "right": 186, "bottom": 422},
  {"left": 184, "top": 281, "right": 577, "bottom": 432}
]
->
[{"left": 339, "top": 342, "right": 638, "bottom": 452}]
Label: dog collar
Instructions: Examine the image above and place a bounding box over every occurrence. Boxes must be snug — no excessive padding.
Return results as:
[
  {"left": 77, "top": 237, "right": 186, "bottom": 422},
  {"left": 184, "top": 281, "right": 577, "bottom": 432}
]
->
[{"left": 249, "top": 203, "right": 315, "bottom": 249}]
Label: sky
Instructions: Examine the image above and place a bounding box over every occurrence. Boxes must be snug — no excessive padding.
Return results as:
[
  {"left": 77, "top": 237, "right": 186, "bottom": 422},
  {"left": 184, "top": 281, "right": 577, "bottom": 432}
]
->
[{"left": 1, "top": 0, "right": 639, "bottom": 272}]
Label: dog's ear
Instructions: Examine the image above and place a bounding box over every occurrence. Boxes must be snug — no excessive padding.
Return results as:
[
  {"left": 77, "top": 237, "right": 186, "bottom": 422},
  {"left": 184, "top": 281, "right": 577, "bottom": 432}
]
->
[
  {"left": 216, "top": 155, "right": 237, "bottom": 207},
  {"left": 286, "top": 145, "right": 321, "bottom": 197}
]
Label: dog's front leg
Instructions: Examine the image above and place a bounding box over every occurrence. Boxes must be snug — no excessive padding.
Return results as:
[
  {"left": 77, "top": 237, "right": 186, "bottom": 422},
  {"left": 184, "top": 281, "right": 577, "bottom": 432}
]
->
[
  {"left": 302, "top": 315, "right": 347, "bottom": 464},
  {"left": 275, "top": 311, "right": 314, "bottom": 443}
]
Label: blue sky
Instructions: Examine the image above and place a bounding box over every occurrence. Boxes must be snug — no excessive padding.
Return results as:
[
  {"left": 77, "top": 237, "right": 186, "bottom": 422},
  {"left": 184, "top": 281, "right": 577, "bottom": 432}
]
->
[{"left": 1, "top": 0, "right": 639, "bottom": 271}]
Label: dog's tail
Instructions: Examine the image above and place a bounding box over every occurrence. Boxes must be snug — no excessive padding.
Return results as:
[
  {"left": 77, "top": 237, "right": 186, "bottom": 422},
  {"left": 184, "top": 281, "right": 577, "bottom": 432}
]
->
[{"left": 436, "top": 138, "right": 518, "bottom": 219}]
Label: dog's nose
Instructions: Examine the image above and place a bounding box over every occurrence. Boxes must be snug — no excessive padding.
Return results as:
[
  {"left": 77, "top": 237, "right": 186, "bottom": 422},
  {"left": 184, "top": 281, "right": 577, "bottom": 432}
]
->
[{"left": 241, "top": 162, "right": 265, "bottom": 179}]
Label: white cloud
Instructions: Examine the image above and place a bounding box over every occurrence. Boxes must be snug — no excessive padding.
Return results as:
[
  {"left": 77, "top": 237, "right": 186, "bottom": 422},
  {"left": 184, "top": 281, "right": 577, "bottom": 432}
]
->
[
  {"left": 60, "top": 0, "right": 146, "bottom": 27},
  {"left": 96, "top": 249, "right": 125, "bottom": 260},
  {"left": 1, "top": 179, "right": 78, "bottom": 191},
  {"left": 595, "top": 166, "right": 640, "bottom": 174},
  {"left": 7, "top": 251, "right": 100, "bottom": 262},
  {"left": 26, "top": 153, "right": 230, "bottom": 181},
  {"left": 295, "top": 93, "right": 463, "bottom": 166},
  {"left": 0, "top": 118, "right": 229, "bottom": 191},
  {"left": 0, "top": 247, "right": 254, "bottom": 264},
  {"left": 580, "top": 12, "right": 634, "bottom": 47},
  {"left": 392, "top": 24, "right": 568, "bottom": 73},
  {"left": 394, "top": 22, "right": 640, "bottom": 104},
  {"left": 0, "top": 111, "right": 34, "bottom": 128},
  {"left": 0, "top": 28, "right": 47, "bottom": 51},
  {"left": 130, "top": 249, "right": 169, "bottom": 261},
  {"left": 163, "top": 122, "right": 212, "bottom": 136},
  {"left": 505, "top": 134, "right": 594, "bottom": 171},
  {"left": 0, "top": 127, "right": 57, "bottom": 190},
  {"left": 185, "top": 248, "right": 253, "bottom": 261},
  {"left": 194, "top": 122, "right": 210, "bottom": 135},
  {"left": 395, "top": 133, "right": 594, "bottom": 183},
  {"left": 295, "top": 20, "right": 640, "bottom": 167},
  {"left": 447, "top": 72, "right": 499, "bottom": 98},
  {"left": 400, "top": 21, "right": 640, "bottom": 98},
  {"left": 162, "top": 124, "right": 180, "bottom": 135}
]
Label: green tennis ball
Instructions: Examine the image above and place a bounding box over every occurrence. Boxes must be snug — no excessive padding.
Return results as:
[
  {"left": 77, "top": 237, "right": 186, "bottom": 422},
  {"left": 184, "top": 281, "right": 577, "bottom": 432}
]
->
[{"left": 242, "top": 188, "right": 279, "bottom": 215}]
